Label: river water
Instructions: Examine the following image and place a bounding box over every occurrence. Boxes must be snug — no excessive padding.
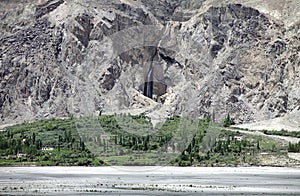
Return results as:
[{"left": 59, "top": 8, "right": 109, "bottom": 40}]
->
[{"left": 1, "top": 166, "right": 300, "bottom": 195}]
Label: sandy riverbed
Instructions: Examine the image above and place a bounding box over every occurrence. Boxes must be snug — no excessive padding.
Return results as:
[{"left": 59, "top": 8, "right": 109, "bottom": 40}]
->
[{"left": 0, "top": 166, "right": 300, "bottom": 195}]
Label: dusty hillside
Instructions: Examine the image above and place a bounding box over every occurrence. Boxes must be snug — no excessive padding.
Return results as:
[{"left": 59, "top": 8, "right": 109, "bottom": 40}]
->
[{"left": 0, "top": 0, "right": 299, "bottom": 125}]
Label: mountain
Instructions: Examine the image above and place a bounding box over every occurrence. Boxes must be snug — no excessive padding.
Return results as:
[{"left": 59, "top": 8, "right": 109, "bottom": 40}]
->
[{"left": 1, "top": 0, "right": 300, "bottom": 126}]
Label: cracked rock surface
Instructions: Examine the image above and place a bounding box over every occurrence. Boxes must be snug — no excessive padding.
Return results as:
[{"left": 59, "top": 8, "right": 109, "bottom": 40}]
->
[{"left": 0, "top": 0, "right": 299, "bottom": 125}]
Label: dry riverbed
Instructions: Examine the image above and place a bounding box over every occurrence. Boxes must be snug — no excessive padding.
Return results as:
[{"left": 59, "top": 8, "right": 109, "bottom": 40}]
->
[{"left": 0, "top": 166, "right": 300, "bottom": 195}]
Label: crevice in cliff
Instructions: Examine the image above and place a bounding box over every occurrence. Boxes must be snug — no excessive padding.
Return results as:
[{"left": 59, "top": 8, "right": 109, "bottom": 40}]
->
[
  {"left": 159, "top": 51, "right": 184, "bottom": 68},
  {"left": 35, "top": 0, "right": 65, "bottom": 19},
  {"left": 143, "top": 49, "right": 157, "bottom": 99}
]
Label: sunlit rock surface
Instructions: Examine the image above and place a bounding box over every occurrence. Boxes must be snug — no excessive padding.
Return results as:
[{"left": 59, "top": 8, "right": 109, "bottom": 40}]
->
[{"left": 0, "top": 0, "right": 299, "bottom": 125}]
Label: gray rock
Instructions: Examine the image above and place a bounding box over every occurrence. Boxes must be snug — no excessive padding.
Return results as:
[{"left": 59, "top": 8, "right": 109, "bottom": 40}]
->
[{"left": 0, "top": 0, "right": 299, "bottom": 125}]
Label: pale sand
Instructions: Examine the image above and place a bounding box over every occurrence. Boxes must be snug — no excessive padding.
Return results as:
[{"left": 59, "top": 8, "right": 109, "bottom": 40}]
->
[
  {"left": 234, "top": 111, "right": 300, "bottom": 132},
  {"left": 0, "top": 166, "right": 300, "bottom": 195}
]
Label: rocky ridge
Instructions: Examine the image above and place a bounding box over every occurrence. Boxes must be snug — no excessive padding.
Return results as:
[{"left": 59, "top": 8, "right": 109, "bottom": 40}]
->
[{"left": 0, "top": 0, "right": 299, "bottom": 126}]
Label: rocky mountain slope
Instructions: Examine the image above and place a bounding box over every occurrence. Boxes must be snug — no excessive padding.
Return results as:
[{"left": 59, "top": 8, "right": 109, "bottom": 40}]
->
[{"left": 0, "top": 0, "right": 299, "bottom": 125}]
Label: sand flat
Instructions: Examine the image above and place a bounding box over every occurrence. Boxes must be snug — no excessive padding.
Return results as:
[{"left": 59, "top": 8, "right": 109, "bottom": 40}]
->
[{"left": 0, "top": 166, "right": 300, "bottom": 195}]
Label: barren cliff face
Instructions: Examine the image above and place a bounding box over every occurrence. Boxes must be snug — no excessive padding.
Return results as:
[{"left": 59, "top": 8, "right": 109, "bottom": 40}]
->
[{"left": 0, "top": 0, "right": 299, "bottom": 125}]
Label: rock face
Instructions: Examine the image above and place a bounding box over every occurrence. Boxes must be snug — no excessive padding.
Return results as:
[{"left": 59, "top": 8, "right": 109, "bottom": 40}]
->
[{"left": 0, "top": 0, "right": 299, "bottom": 125}]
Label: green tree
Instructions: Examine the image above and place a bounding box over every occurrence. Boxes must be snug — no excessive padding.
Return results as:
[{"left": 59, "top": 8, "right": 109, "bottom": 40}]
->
[
  {"left": 80, "top": 139, "right": 85, "bottom": 151},
  {"left": 35, "top": 139, "right": 42, "bottom": 150},
  {"left": 32, "top": 132, "right": 36, "bottom": 145},
  {"left": 223, "top": 113, "right": 235, "bottom": 127},
  {"left": 58, "top": 135, "right": 62, "bottom": 152}
]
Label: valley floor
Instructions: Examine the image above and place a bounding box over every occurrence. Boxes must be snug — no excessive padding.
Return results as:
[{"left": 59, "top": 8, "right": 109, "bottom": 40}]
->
[{"left": 1, "top": 166, "right": 300, "bottom": 195}]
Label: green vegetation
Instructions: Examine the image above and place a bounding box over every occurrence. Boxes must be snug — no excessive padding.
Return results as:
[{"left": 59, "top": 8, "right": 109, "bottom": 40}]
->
[
  {"left": 223, "top": 113, "right": 235, "bottom": 127},
  {"left": 173, "top": 129, "right": 287, "bottom": 167},
  {"left": 288, "top": 142, "right": 300, "bottom": 152},
  {"left": 76, "top": 115, "right": 210, "bottom": 166},
  {"left": 0, "top": 114, "right": 295, "bottom": 166},
  {"left": 0, "top": 118, "right": 102, "bottom": 166},
  {"left": 0, "top": 115, "right": 199, "bottom": 166},
  {"left": 262, "top": 129, "right": 300, "bottom": 138}
]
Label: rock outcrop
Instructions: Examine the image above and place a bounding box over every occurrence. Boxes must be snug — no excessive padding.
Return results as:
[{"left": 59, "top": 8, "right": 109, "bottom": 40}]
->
[{"left": 0, "top": 0, "right": 299, "bottom": 125}]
